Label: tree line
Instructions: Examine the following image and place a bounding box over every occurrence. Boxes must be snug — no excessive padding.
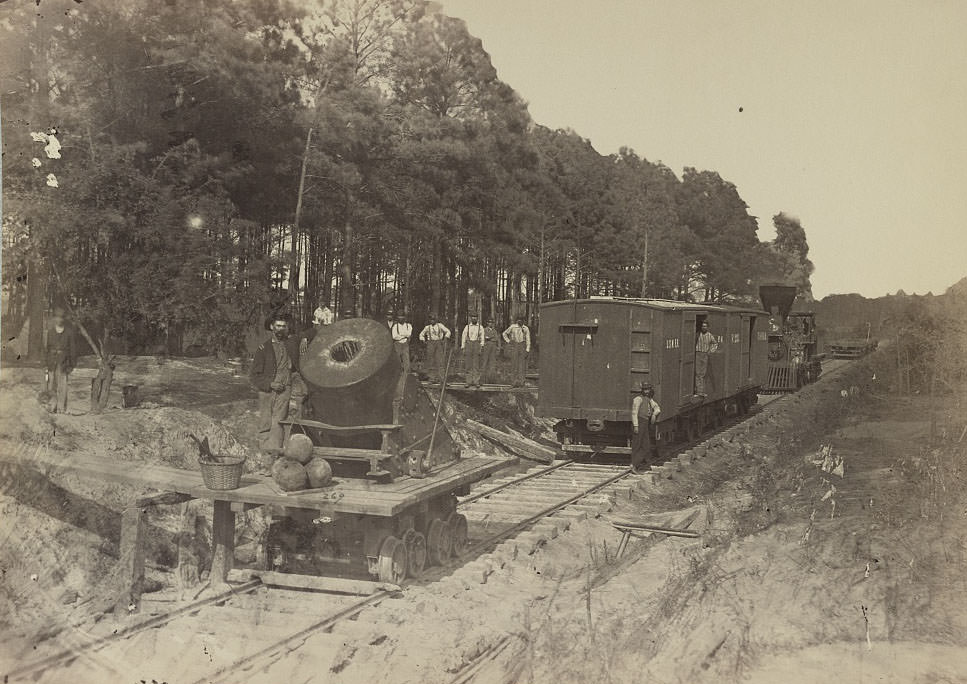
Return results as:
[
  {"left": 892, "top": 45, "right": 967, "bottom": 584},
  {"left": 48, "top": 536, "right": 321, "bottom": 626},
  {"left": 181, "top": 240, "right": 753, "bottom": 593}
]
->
[{"left": 1, "top": 0, "right": 813, "bottom": 359}]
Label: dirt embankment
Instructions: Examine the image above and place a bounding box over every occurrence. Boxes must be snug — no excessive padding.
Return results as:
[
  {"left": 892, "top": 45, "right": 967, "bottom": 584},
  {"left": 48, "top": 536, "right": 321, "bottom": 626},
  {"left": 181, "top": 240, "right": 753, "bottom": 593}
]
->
[
  {"left": 0, "top": 356, "right": 544, "bottom": 669},
  {"left": 491, "top": 353, "right": 967, "bottom": 684}
]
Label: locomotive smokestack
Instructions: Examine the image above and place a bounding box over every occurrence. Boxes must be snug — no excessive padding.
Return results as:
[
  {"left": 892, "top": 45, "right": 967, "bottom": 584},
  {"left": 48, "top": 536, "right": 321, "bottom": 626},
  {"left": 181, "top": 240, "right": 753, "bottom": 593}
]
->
[{"left": 758, "top": 284, "right": 797, "bottom": 322}]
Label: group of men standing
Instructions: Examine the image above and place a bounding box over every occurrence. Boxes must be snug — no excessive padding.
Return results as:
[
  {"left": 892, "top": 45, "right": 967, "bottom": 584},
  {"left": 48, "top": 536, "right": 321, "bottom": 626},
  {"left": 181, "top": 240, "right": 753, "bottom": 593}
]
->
[
  {"left": 388, "top": 312, "right": 531, "bottom": 388},
  {"left": 250, "top": 307, "right": 533, "bottom": 452}
]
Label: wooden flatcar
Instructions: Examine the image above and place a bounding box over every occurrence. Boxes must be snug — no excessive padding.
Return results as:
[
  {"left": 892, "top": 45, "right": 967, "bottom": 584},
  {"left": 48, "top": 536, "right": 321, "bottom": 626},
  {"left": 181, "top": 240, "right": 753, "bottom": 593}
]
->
[
  {"left": 266, "top": 317, "right": 508, "bottom": 582},
  {"left": 537, "top": 297, "right": 769, "bottom": 456}
]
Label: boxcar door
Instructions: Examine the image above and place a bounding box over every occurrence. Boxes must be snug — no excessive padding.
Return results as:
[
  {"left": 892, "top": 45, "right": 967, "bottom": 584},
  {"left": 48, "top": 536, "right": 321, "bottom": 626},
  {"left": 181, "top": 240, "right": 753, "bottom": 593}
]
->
[
  {"left": 680, "top": 312, "right": 697, "bottom": 399},
  {"left": 740, "top": 314, "right": 753, "bottom": 384}
]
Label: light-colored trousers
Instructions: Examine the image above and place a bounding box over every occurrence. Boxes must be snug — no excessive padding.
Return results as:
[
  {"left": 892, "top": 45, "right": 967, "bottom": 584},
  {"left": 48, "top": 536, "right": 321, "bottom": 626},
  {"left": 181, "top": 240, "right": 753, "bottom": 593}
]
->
[
  {"left": 509, "top": 342, "right": 527, "bottom": 386},
  {"left": 426, "top": 340, "right": 446, "bottom": 382},
  {"left": 258, "top": 387, "right": 291, "bottom": 451},
  {"left": 464, "top": 343, "right": 482, "bottom": 385},
  {"left": 47, "top": 366, "right": 70, "bottom": 413},
  {"left": 695, "top": 351, "right": 709, "bottom": 395}
]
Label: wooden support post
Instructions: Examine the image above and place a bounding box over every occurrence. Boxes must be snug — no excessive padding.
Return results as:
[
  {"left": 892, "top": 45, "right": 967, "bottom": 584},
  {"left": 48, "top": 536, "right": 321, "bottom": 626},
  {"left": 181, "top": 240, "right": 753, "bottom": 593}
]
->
[
  {"left": 210, "top": 499, "right": 236, "bottom": 586},
  {"left": 177, "top": 500, "right": 204, "bottom": 595},
  {"left": 115, "top": 506, "right": 145, "bottom": 617}
]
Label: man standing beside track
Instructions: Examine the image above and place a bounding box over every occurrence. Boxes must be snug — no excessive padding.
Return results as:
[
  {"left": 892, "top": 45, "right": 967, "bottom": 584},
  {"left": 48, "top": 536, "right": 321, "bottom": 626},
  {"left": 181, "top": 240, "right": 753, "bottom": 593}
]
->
[
  {"left": 44, "top": 307, "right": 76, "bottom": 414},
  {"left": 419, "top": 313, "right": 451, "bottom": 383},
  {"left": 695, "top": 320, "right": 718, "bottom": 397},
  {"left": 390, "top": 311, "right": 413, "bottom": 375},
  {"left": 481, "top": 319, "right": 501, "bottom": 384},
  {"left": 250, "top": 313, "right": 301, "bottom": 453},
  {"left": 461, "top": 313, "right": 485, "bottom": 388},
  {"left": 630, "top": 382, "right": 661, "bottom": 473}
]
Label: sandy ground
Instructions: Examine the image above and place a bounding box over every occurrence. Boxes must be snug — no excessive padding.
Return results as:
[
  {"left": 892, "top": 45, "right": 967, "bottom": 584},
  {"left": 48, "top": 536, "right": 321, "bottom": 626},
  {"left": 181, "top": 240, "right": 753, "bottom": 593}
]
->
[{"left": 1, "top": 351, "right": 965, "bottom": 683}]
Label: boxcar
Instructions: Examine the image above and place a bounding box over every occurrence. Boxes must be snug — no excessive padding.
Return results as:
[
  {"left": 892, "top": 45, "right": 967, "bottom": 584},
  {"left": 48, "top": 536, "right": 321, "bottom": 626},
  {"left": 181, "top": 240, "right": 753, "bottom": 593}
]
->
[{"left": 536, "top": 297, "right": 769, "bottom": 455}]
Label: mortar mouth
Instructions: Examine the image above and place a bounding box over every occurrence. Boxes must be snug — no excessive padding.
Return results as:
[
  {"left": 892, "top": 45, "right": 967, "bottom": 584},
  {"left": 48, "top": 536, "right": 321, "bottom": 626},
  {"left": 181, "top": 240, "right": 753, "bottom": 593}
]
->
[{"left": 330, "top": 339, "right": 362, "bottom": 363}]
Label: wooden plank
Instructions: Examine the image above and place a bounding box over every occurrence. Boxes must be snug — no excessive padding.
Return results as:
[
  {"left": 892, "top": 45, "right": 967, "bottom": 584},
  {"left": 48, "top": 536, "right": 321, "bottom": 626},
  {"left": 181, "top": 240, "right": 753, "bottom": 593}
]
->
[
  {"left": 114, "top": 506, "right": 145, "bottom": 617},
  {"left": 282, "top": 418, "right": 402, "bottom": 434},
  {"left": 227, "top": 569, "right": 399, "bottom": 595},
  {"left": 562, "top": 444, "right": 632, "bottom": 455},
  {"left": 311, "top": 446, "right": 387, "bottom": 459},
  {"left": 465, "top": 420, "right": 557, "bottom": 464},
  {"left": 263, "top": 481, "right": 339, "bottom": 498},
  {"left": 2, "top": 446, "right": 508, "bottom": 518},
  {"left": 210, "top": 500, "right": 235, "bottom": 585}
]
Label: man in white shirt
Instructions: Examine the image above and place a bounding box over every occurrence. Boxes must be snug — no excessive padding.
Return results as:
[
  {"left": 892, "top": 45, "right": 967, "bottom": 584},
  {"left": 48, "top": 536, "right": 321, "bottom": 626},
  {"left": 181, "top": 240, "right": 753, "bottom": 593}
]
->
[
  {"left": 502, "top": 316, "right": 531, "bottom": 387},
  {"left": 419, "top": 313, "right": 451, "bottom": 383},
  {"left": 461, "top": 313, "right": 485, "bottom": 388},
  {"left": 695, "top": 320, "right": 718, "bottom": 396},
  {"left": 630, "top": 383, "right": 661, "bottom": 472},
  {"left": 390, "top": 312, "right": 413, "bottom": 374}
]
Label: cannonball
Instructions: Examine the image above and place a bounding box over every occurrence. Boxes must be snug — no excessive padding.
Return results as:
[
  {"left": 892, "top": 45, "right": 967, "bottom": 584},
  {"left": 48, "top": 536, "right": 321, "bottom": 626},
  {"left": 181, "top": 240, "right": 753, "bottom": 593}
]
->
[
  {"left": 283, "top": 433, "right": 315, "bottom": 465},
  {"left": 271, "top": 457, "right": 309, "bottom": 492},
  {"left": 305, "top": 457, "right": 333, "bottom": 488}
]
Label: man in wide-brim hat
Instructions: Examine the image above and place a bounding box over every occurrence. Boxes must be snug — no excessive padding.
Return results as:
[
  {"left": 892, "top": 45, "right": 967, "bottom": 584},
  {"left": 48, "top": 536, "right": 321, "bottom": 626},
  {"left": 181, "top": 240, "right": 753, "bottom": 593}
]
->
[
  {"left": 630, "top": 381, "right": 661, "bottom": 472},
  {"left": 250, "top": 311, "right": 301, "bottom": 452}
]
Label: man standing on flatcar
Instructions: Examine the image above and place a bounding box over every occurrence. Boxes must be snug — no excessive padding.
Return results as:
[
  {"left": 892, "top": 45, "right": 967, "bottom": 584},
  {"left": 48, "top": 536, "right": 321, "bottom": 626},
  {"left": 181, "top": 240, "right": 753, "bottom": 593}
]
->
[
  {"left": 630, "top": 383, "right": 661, "bottom": 472},
  {"left": 502, "top": 316, "right": 531, "bottom": 387},
  {"left": 419, "top": 313, "right": 451, "bottom": 383},
  {"left": 695, "top": 320, "right": 718, "bottom": 397}
]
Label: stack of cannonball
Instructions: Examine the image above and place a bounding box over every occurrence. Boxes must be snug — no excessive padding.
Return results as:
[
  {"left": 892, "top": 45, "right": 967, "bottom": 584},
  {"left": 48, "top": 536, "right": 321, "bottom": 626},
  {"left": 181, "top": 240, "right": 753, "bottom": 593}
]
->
[{"left": 271, "top": 434, "right": 333, "bottom": 491}]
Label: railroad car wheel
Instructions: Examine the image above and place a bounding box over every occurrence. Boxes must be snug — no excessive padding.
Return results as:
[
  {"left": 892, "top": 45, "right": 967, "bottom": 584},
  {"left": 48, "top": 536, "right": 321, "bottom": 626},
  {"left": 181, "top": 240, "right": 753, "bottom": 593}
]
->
[
  {"left": 427, "top": 518, "right": 452, "bottom": 566},
  {"left": 446, "top": 513, "right": 468, "bottom": 556},
  {"left": 685, "top": 418, "right": 697, "bottom": 442},
  {"left": 402, "top": 528, "right": 427, "bottom": 578},
  {"left": 377, "top": 536, "right": 408, "bottom": 584}
]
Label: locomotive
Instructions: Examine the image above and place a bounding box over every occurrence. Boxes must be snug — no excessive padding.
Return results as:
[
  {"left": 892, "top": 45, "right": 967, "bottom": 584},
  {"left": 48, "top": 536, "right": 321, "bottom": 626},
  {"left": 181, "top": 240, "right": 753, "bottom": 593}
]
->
[
  {"left": 536, "top": 297, "right": 769, "bottom": 456},
  {"left": 758, "top": 284, "right": 822, "bottom": 392}
]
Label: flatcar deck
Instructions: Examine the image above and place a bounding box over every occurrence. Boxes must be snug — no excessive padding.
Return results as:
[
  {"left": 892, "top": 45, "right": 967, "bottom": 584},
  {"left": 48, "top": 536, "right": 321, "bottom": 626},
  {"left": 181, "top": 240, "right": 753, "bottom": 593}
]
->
[
  {"left": 3, "top": 448, "right": 509, "bottom": 517},
  {"left": 2, "top": 447, "right": 511, "bottom": 601}
]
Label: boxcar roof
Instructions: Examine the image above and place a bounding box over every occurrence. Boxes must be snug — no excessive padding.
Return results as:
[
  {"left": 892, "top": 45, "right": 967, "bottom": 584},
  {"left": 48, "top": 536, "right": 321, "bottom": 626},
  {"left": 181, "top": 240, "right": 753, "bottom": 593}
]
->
[{"left": 543, "top": 297, "right": 766, "bottom": 314}]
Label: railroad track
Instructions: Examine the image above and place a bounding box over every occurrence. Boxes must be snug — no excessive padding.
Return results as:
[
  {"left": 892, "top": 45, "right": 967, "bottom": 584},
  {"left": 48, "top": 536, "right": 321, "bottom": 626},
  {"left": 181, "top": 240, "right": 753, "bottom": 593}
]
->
[
  {"left": 5, "top": 579, "right": 396, "bottom": 684},
  {"left": 9, "top": 361, "right": 859, "bottom": 683}
]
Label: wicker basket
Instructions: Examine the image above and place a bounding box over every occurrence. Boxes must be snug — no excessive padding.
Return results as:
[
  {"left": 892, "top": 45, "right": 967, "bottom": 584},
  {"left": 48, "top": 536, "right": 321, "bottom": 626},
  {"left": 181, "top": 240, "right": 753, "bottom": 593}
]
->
[{"left": 199, "top": 456, "right": 246, "bottom": 491}]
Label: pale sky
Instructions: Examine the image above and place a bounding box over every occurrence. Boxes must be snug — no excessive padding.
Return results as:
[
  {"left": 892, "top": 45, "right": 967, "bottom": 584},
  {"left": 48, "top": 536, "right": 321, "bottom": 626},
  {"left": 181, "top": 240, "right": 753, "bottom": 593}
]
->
[{"left": 442, "top": 0, "right": 967, "bottom": 298}]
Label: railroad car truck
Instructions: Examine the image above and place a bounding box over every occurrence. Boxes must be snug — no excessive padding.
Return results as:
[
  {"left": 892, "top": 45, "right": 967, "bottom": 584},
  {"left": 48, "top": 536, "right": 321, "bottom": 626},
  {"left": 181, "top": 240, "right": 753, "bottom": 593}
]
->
[{"left": 536, "top": 297, "right": 769, "bottom": 457}]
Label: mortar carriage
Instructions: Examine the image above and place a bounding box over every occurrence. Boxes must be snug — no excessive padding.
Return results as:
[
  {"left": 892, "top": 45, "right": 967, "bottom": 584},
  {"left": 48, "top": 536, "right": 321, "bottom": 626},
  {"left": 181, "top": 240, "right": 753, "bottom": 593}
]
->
[{"left": 537, "top": 297, "right": 769, "bottom": 457}]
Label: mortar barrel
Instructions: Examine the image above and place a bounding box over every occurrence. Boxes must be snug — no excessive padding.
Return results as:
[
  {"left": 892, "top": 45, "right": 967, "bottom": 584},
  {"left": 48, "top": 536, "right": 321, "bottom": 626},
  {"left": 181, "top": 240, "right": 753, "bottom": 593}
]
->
[{"left": 300, "top": 318, "right": 401, "bottom": 436}]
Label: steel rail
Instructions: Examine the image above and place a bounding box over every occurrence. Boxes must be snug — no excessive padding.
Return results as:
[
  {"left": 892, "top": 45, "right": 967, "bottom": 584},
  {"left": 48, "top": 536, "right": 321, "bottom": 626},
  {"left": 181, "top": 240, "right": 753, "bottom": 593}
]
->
[
  {"left": 188, "top": 587, "right": 396, "bottom": 684},
  {"left": 5, "top": 579, "right": 262, "bottom": 682},
  {"left": 457, "top": 458, "right": 575, "bottom": 505}
]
